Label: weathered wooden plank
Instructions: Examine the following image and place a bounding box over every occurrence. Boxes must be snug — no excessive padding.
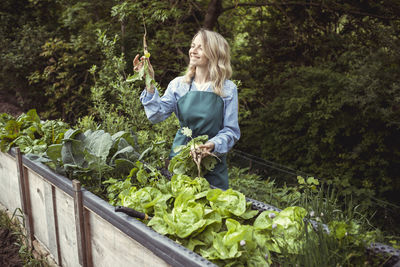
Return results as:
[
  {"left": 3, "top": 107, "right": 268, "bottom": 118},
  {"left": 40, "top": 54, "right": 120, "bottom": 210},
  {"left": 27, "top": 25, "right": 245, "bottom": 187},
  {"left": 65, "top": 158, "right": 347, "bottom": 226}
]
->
[
  {"left": 26, "top": 170, "right": 50, "bottom": 251},
  {"left": 83, "top": 207, "right": 93, "bottom": 267},
  {"left": 26, "top": 168, "right": 61, "bottom": 263},
  {"left": 73, "top": 180, "right": 87, "bottom": 267},
  {"left": 0, "top": 152, "right": 21, "bottom": 212},
  {"left": 43, "top": 181, "right": 58, "bottom": 263},
  {"left": 16, "top": 148, "right": 26, "bottom": 212},
  {"left": 87, "top": 210, "right": 170, "bottom": 267},
  {"left": 51, "top": 185, "right": 62, "bottom": 265},
  {"left": 54, "top": 186, "right": 80, "bottom": 267},
  {"left": 22, "top": 166, "right": 34, "bottom": 246},
  {"left": 16, "top": 148, "right": 34, "bottom": 248}
]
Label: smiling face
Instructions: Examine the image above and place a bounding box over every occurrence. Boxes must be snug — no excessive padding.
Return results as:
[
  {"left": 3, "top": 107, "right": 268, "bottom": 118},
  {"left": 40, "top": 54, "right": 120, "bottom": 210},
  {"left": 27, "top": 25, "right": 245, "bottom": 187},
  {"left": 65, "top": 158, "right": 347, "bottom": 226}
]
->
[{"left": 189, "top": 34, "right": 209, "bottom": 68}]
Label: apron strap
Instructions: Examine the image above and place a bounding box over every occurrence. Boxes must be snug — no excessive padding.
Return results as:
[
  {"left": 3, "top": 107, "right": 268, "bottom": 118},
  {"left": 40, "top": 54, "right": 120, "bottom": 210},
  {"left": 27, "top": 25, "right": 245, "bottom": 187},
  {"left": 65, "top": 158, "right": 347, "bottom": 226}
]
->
[{"left": 188, "top": 78, "right": 193, "bottom": 91}]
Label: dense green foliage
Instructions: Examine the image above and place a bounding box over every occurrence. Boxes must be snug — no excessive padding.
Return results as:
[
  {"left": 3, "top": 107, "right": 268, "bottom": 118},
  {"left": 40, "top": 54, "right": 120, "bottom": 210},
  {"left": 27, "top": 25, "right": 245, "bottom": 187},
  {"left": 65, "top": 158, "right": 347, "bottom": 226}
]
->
[
  {"left": 100, "top": 133, "right": 387, "bottom": 266},
  {"left": 44, "top": 128, "right": 141, "bottom": 192},
  {"left": 258, "top": 60, "right": 400, "bottom": 198},
  {"left": 1, "top": 110, "right": 397, "bottom": 266},
  {"left": 224, "top": 4, "right": 400, "bottom": 205},
  {"left": 1, "top": 0, "right": 399, "bottom": 235},
  {"left": 0, "top": 109, "right": 69, "bottom": 154}
]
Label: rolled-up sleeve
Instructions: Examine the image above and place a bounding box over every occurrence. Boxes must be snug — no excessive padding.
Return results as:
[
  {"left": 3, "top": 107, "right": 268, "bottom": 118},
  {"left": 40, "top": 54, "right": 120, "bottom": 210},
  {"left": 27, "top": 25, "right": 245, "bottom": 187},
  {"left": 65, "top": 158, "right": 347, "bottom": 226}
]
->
[
  {"left": 139, "top": 78, "right": 178, "bottom": 124},
  {"left": 208, "top": 82, "right": 241, "bottom": 154}
]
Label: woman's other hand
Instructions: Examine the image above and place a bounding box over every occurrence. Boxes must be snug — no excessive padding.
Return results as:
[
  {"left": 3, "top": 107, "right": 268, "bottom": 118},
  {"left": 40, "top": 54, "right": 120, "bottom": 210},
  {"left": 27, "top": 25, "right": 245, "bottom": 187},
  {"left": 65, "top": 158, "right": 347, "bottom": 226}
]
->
[{"left": 198, "top": 142, "right": 215, "bottom": 158}]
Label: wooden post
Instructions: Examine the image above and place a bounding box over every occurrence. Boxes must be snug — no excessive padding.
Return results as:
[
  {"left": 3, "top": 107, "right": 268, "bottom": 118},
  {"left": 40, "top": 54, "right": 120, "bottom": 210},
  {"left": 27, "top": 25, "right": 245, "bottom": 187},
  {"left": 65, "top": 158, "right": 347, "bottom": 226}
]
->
[
  {"left": 83, "top": 207, "right": 93, "bottom": 267},
  {"left": 73, "top": 180, "right": 87, "bottom": 267},
  {"left": 16, "top": 148, "right": 34, "bottom": 247},
  {"left": 51, "top": 185, "right": 62, "bottom": 265}
]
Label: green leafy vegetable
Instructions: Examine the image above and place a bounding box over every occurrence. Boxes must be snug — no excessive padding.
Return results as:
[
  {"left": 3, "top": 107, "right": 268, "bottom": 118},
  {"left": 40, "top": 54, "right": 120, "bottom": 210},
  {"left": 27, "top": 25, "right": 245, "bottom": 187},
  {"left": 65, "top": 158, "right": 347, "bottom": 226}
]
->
[
  {"left": 168, "top": 135, "right": 218, "bottom": 177},
  {"left": 207, "top": 188, "right": 258, "bottom": 219},
  {"left": 0, "top": 109, "right": 69, "bottom": 154}
]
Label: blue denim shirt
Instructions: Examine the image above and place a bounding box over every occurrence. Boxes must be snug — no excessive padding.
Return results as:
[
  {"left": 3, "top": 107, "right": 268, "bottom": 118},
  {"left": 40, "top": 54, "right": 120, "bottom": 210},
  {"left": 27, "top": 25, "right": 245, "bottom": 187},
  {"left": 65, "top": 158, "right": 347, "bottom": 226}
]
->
[{"left": 140, "top": 76, "right": 240, "bottom": 154}]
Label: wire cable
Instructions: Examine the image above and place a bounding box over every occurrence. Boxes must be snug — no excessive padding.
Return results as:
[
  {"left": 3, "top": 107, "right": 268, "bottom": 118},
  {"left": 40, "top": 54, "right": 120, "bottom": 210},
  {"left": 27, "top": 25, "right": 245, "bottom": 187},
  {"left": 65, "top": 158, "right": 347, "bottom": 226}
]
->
[{"left": 230, "top": 148, "right": 314, "bottom": 178}]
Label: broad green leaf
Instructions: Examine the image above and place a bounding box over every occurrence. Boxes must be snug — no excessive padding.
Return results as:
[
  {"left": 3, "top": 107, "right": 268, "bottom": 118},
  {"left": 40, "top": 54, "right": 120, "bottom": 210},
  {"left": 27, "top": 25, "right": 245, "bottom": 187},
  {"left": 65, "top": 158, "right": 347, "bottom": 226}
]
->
[
  {"left": 201, "top": 156, "right": 218, "bottom": 172},
  {"left": 25, "top": 109, "right": 40, "bottom": 124},
  {"left": 254, "top": 211, "right": 279, "bottom": 230},
  {"left": 136, "top": 168, "right": 149, "bottom": 184},
  {"left": 114, "top": 158, "right": 135, "bottom": 175},
  {"left": 207, "top": 188, "right": 255, "bottom": 219},
  {"left": 164, "top": 191, "right": 207, "bottom": 238},
  {"left": 273, "top": 206, "right": 307, "bottom": 228},
  {"left": 254, "top": 229, "right": 281, "bottom": 253},
  {"left": 121, "top": 187, "right": 171, "bottom": 215},
  {"left": 148, "top": 212, "right": 171, "bottom": 235},
  {"left": 4, "top": 120, "right": 20, "bottom": 138},
  {"left": 46, "top": 144, "right": 62, "bottom": 162},
  {"left": 328, "top": 220, "right": 360, "bottom": 240},
  {"left": 83, "top": 130, "right": 112, "bottom": 161},
  {"left": 297, "top": 176, "right": 306, "bottom": 185},
  {"left": 138, "top": 144, "right": 153, "bottom": 161},
  {"left": 306, "top": 176, "right": 319, "bottom": 185},
  {"left": 110, "top": 143, "right": 134, "bottom": 165},
  {"left": 61, "top": 139, "right": 85, "bottom": 167},
  {"left": 270, "top": 206, "right": 309, "bottom": 254},
  {"left": 111, "top": 131, "right": 137, "bottom": 153},
  {"left": 171, "top": 174, "right": 210, "bottom": 197},
  {"left": 111, "top": 131, "right": 128, "bottom": 142},
  {"left": 172, "top": 144, "right": 185, "bottom": 153},
  {"left": 84, "top": 150, "right": 113, "bottom": 173},
  {"left": 126, "top": 72, "right": 142, "bottom": 83},
  {"left": 186, "top": 238, "right": 206, "bottom": 251},
  {"left": 201, "top": 219, "right": 253, "bottom": 260},
  {"left": 63, "top": 129, "right": 83, "bottom": 140},
  {"left": 224, "top": 219, "right": 253, "bottom": 246}
]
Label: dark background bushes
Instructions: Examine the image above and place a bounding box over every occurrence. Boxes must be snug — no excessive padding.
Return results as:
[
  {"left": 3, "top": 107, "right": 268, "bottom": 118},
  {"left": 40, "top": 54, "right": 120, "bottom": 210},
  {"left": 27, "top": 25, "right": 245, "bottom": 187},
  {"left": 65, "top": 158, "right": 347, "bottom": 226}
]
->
[{"left": 1, "top": 0, "right": 399, "bottom": 221}]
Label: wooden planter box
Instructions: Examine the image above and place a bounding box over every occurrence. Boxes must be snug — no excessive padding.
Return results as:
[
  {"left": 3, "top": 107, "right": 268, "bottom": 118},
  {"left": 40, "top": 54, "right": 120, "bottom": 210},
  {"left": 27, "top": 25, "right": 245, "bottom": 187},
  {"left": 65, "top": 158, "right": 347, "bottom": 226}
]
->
[
  {"left": 2, "top": 148, "right": 399, "bottom": 266},
  {"left": 0, "top": 149, "right": 215, "bottom": 267}
]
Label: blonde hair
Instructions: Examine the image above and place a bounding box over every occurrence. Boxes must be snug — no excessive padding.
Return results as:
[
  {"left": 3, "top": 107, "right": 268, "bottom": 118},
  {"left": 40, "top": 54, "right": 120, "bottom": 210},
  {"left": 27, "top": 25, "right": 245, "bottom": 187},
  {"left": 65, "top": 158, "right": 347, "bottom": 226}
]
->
[{"left": 184, "top": 29, "right": 232, "bottom": 96}]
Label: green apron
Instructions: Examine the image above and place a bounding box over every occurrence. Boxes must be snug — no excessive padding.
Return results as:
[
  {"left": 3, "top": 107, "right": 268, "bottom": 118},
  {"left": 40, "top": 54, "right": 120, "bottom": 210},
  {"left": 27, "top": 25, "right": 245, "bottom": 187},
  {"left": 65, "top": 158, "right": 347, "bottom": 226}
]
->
[{"left": 169, "top": 83, "right": 228, "bottom": 189}]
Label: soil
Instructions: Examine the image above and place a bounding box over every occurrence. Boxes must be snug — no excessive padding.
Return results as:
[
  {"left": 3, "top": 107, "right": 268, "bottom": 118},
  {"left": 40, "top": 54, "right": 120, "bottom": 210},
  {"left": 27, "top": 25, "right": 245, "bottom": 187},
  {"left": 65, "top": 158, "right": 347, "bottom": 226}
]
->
[
  {"left": 0, "top": 91, "right": 24, "bottom": 117},
  {"left": 0, "top": 227, "right": 23, "bottom": 267}
]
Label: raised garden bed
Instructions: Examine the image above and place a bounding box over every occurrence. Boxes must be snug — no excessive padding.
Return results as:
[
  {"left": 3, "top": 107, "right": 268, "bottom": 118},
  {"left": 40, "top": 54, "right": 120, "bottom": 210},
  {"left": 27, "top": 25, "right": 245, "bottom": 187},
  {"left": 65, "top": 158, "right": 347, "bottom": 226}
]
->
[{"left": 1, "top": 148, "right": 399, "bottom": 266}]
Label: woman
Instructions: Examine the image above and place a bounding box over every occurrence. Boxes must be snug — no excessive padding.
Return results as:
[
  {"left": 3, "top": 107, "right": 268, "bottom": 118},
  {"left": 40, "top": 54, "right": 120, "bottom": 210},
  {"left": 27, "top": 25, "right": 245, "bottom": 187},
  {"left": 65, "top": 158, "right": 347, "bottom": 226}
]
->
[{"left": 134, "top": 28, "right": 240, "bottom": 189}]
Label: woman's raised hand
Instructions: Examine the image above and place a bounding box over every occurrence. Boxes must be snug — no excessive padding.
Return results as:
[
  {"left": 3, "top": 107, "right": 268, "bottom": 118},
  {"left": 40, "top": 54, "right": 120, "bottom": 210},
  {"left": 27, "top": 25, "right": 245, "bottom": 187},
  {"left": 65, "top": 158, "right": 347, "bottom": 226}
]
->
[
  {"left": 133, "top": 54, "right": 143, "bottom": 72},
  {"left": 133, "top": 54, "right": 155, "bottom": 92},
  {"left": 133, "top": 54, "right": 154, "bottom": 77}
]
